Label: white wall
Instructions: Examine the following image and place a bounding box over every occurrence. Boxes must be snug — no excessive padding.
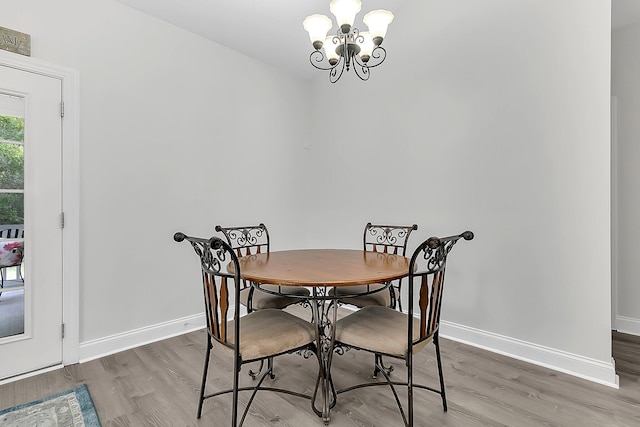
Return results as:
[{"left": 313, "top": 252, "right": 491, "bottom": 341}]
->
[
  {"left": 2, "top": 0, "right": 617, "bottom": 385},
  {"left": 2, "top": 0, "right": 311, "bottom": 343},
  {"left": 308, "top": 0, "right": 615, "bottom": 384},
  {"left": 612, "top": 23, "right": 640, "bottom": 335}
]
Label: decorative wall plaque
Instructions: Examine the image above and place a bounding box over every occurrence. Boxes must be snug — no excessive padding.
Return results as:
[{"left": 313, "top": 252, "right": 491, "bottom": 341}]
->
[{"left": 0, "top": 26, "right": 31, "bottom": 56}]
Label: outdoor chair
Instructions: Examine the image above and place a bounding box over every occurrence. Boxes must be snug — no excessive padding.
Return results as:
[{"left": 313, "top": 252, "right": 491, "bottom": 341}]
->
[{"left": 0, "top": 227, "right": 24, "bottom": 297}]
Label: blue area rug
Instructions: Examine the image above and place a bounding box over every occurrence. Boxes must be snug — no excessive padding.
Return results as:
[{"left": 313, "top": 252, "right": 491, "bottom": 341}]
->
[{"left": 0, "top": 384, "right": 101, "bottom": 426}]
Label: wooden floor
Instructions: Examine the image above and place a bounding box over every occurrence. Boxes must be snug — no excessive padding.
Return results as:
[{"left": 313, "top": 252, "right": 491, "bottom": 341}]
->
[{"left": 1, "top": 318, "right": 639, "bottom": 426}]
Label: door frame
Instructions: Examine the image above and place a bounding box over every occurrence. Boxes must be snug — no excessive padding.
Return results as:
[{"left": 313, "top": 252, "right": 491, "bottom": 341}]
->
[
  {"left": 0, "top": 50, "right": 80, "bottom": 366},
  {"left": 611, "top": 95, "right": 619, "bottom": 331}
]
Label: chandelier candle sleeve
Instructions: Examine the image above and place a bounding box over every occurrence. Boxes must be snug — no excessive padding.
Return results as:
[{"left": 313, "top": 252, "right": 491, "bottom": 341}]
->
[
  {"left": 303, "top": 14, "right": 333, "bottom": 50},
  {"left": 363, "top": 10, "right": 394, "bottom": 45},
  {"left": 303, "top": 0, "right": 394, "bottom": 83},
  {"left": 357, "top": 32, "right": 374, "bottom": 62},
  {"left": 330, "top": 0, "right": 362, "bottom": 33},
  {"left": 324, "top": 36, "right": 340, "bottom": 65}
]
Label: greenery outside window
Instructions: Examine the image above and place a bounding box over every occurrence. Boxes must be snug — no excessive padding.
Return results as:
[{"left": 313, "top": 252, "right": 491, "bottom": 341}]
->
[{"left": 0, "top": 115, "right": 24, "bottom": 225}]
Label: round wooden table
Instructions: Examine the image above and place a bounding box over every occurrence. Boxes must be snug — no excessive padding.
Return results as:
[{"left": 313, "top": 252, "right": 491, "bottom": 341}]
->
[
  {"left": 238, "top": 249, "right": 410, "bottom": 424},
  {"left": 239, "top": 249, "right": 409, "bottom": 287}
]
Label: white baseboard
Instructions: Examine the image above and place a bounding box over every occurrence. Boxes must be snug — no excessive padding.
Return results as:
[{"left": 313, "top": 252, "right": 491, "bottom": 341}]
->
[
  {"left": 76, "top": 307, "right": 620, "bottom": 390},
  {"left": 79, "top": 313, "right": 207, "bottom": 363},
  {"left": 440, "top": 320, "right": 619, "bottom": 389},
  {"left": 615, "top": 315, "right": 640, "bottom": 336},
  {"left": 0, "top": 364, "right": 64, "bottom": 386}
]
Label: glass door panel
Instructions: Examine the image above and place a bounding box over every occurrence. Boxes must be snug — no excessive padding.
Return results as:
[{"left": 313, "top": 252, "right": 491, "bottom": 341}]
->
[{"left": 0, "top": 93, "right": 25, "bottom": 339}]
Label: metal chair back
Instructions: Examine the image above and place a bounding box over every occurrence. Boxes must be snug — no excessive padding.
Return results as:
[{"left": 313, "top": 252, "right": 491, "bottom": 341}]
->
[
  {"left": 363, "top": 223, "right": 417, "bottom": 310},
  {"left": 408, "top": 231, "right": 474, "bottom": 349},
  {"left": 174, "top": 233, "right": 240, "bottom": 353},
  {"left": 215, "top": 224, "right": 269, "bottom": 258},
  {"left": 364, "top": 223, "right": 417, "bottom": 255}
]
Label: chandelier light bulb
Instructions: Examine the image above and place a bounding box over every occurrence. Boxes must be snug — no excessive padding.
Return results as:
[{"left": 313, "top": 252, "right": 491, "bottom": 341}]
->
[
  {"left": 324, "top": 36, "right": 340, "bottom": 65},
  {"left": 330, "top": 0, "right": 362, "bottom": 34},
  {"left": 363, "top": 9, "right": 394, "bottom": 45},
  {"left": 357, "top": 32, "right": 374, "bottom": 62},
  {"left": 303, "top": 14, "right": 333, "bottom": 50}
]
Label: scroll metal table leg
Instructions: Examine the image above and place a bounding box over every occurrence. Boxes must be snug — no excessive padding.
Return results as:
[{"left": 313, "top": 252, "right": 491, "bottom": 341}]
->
[{"left": 310, "top": 287, "right": 338, "bottom": 425}]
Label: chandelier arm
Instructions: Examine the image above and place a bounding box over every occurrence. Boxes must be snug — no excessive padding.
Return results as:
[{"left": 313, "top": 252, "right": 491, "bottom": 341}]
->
[
  {"left": 329, "top": 57, "right": 346, "bottom": 83},
  {"left": 352, "top": 62, "right": 371, "bottom": 81},
  {"left": 352, "top": 53, "right": 367, "bottom": 68},
  {"left": 309, "top": 50, "right": 341, "bottom": 71},
  {"left": 360, "top": 46, "right": 387, "bottom": 69}
]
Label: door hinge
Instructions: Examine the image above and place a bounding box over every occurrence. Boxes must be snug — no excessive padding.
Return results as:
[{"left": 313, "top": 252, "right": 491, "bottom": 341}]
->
[
  {"left": 61, "top": 323, "right": 65, "bottom": 339},
  {"left": 60, "top": 102, "right": 64, "bottom": 118},
  {"left": 60, "top": 212, "right": 65, "bottom": 229}
]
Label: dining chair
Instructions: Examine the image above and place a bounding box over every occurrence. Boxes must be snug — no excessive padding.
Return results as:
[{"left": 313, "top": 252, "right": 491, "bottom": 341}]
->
[
  {"left": 334, "top": 223, "right": 418, "bottom": 311},
  {"left": 0, "top": 227, "right": 25, "bottom": 295},
  {"left": 174, "top": 232, "right": 318, "bottom": 426},
  {"left": 333, "top": 230, "right": 474, "bottom": 427},
  {"left": 215, "top": 224, "right": 311, "bottom": 312},
  {"left": 331, "top": 223, "right": 418, "bottom": 377},
  {"left": 215, "top": 224, "right": 312, "bottom": 379}
]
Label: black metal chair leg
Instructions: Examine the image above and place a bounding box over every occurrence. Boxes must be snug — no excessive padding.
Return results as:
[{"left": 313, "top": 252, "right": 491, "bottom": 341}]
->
[
  {"left": 248, "top": 360, "right": 264, "bottom": 379},
  {"left": 268, "top": 357, "right": 275, "bottom": 379},
  {"left": 373, "top": 353, "right": 394, "bottom": 378},
  {"left": 407, "top": 353, "right": 413, "bottom": 427},
  {"left": 248, "top": 357, "right": 276, "bottom": 380},
  {"left": 374, "top": 355, "right": 408, "bottom": 426},
  {"left": 197, "top": 338, "right": 213, "bottom": 419},
  {"left": 434, "top": 333, "right": 448, "bottom": 412},
  {"left": 232, "top": 360, "right": 240, "bottom": 427}
]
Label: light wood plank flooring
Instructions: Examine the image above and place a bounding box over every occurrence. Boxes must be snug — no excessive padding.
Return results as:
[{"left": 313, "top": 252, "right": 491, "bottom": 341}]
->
[{"left": 1, "top": 321, "right": 639, "bottom": 426}]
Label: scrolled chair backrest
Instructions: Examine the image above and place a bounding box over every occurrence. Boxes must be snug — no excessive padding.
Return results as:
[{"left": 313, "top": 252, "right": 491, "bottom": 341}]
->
[
  {"left": 363, "top": 223, "right": 418, "bottom": 256},
  {"left": 174, "top": 232, "right": 241, "bottom": 352},
  {"left": 215, "top": 223, "right": 270, "bottom": 258},
  {"left": 408, "top": 231, "right": 474, "bottom": 347}
]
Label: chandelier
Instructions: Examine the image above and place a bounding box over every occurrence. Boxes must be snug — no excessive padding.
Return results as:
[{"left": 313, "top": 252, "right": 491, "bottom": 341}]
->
[{"left": 303, "top": 0, "right": 394, "bottom": 83}]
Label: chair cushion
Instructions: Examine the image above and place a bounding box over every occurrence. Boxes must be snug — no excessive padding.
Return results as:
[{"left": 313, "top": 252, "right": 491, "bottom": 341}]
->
[
  {"left": 225, "top": 309, "right": 316, "bottom": 362},
  {"left": 331, "top": 284, "right": 391, "bottom": 308},
  {"left": 240, "top": 284, "right": 310, "bottom": 310},
  {"left": 335, "top": 305, "right": 431, "bottom": 357}
]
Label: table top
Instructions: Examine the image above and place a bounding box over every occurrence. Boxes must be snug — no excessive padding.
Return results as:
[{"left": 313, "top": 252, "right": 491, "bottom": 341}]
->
[{"left": 238, "top": 249, "right": 410, "bottom": 287}]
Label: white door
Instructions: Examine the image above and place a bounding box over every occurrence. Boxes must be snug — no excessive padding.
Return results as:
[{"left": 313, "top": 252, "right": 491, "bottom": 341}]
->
[{"left": 0, "top": 64, "right": 63, "bottom": 380}]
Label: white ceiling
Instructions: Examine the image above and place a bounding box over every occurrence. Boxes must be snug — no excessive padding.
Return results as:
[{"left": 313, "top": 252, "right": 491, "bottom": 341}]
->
[
  {"left": 112, "top": 0, "right": 410, "bottom": 81},
  {"left": 112, "top": 0, "right": 640, "bottom": 80}
]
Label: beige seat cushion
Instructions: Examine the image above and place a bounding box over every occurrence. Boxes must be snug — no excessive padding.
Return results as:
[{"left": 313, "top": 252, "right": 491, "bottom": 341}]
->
[
  {"left": 240, "top": 284, "right": 310, "bottom": 310},
  {"left": 331, "top": 284, "right": 391, "bottom": 308},
  {"left": 225, "top": 309, "right": 316, "bottom": 362},
  {"left": 335, "top": 305, "right": 431, "bottom": 357}
]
